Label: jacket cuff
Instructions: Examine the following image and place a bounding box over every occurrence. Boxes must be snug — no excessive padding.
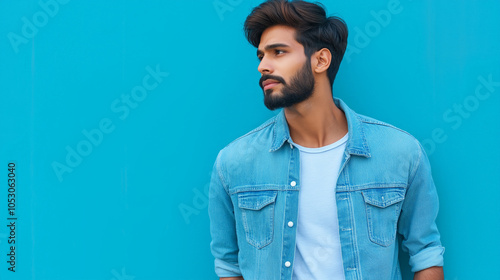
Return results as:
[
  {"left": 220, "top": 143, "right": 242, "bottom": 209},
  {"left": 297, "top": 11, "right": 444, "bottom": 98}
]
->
[
  {"left": 409, "top": 246, "right": 445, "bottom": 272},
  {"left": 215, "top": 258, "right": 242, "bottom": 277}
]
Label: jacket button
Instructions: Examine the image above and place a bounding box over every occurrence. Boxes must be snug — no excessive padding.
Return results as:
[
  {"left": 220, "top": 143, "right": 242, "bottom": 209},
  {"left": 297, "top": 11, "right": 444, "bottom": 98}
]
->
[
  {"left": 288, "top": 221, "right": 294, "bottom": 227},
  {"left": 285, "top": 261, "right": 291, "bottom": 267},
  {"left": 290, "top": 181, "right": 296, "bottom": 187}
]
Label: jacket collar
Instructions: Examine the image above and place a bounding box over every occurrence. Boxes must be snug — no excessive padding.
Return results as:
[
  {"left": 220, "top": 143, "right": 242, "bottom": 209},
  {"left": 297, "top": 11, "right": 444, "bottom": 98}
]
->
[{"left": 270, "top": 97, "right": 371, "bottom": 158}]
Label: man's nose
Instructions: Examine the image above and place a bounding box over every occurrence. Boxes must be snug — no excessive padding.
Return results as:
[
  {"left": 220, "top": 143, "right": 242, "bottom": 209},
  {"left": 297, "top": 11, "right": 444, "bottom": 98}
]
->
[{"left": 258, "top": 57, "right": 273, "bottom": 74}]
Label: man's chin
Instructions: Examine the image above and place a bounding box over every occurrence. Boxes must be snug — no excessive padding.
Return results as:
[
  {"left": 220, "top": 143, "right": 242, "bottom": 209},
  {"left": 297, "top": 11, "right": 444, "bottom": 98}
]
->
[
  {"left": 264, "top": 97, "right": 287, "bottom": 111},
  {"left": 264, "top": 104, "right": 281, "bottom": 111},
  {"left": 264, "top": 88, "right": 280, "bottom": 96}
]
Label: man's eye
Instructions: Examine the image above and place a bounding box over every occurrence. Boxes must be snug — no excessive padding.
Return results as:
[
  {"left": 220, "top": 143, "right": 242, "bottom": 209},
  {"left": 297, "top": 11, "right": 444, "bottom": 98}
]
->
[{"left": 257, "top": 50, "right": 285, "bottom": 61}]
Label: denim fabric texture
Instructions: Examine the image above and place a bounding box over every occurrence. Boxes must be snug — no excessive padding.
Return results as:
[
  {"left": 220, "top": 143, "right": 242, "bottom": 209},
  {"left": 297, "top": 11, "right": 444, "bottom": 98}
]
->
[{"left": 208, "top": 97, "right": 445, "bottom": 280}]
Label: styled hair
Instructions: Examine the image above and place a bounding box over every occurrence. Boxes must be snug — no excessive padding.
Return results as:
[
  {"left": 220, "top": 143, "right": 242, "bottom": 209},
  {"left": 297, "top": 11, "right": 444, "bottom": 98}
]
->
[{"left": 244, "top": 0, "right": 348, "bottom": 88}]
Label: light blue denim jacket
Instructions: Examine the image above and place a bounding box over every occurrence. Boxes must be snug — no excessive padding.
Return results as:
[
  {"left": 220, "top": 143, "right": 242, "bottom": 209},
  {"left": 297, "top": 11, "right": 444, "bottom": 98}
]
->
[{"left": 208, "top": 97, "right": 444, "bottom": 280}]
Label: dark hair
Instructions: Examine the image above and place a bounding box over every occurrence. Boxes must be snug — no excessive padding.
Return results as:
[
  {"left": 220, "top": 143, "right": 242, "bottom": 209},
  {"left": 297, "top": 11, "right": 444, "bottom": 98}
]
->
[{"left": 244, "top": 0, "right": 348, "bottom": 88}]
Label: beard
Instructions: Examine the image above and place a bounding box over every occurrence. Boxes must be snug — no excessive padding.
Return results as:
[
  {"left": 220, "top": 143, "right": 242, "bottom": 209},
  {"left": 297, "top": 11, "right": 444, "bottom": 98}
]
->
[{"left": 260, "top": 56, "right": 315, "bottom": 111}]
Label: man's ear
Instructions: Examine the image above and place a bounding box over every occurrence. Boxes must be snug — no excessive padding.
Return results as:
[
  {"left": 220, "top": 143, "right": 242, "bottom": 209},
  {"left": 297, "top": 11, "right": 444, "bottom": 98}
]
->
[{"left": 312, "top": 48, "right": 332, "bottom": 74}]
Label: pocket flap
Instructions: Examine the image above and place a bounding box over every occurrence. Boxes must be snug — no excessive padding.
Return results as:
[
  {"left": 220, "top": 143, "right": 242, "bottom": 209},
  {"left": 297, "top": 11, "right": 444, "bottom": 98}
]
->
[
  {"left": 362, "top": 188, "right": 405, "bottom": 208},
  {"left": 238, "top": 191, "right": 278, "bottom": 210}
]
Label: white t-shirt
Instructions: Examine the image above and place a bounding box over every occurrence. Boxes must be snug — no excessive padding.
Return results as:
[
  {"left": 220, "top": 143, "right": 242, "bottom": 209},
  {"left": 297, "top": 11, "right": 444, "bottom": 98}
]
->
[{"left": 291, "top": 133, "right": 348, "bottom": 280}]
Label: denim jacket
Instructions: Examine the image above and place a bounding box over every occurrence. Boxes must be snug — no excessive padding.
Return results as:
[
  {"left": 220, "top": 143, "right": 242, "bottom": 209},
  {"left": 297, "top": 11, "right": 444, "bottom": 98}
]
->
[{"left": 208, "top": 97, "right": 444, "bottom": 280}]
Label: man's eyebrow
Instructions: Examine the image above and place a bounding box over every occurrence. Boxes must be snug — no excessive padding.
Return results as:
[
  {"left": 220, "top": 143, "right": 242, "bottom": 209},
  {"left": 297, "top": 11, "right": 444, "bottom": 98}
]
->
[{"left": 256, "top": 43, "right": 291, "bottom": 56}]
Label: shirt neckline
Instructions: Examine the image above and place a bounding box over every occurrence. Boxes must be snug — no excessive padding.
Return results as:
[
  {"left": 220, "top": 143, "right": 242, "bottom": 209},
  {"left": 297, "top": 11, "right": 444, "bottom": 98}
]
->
[{"left": 292, "top": 133, "right": 349, "bottom": 154}]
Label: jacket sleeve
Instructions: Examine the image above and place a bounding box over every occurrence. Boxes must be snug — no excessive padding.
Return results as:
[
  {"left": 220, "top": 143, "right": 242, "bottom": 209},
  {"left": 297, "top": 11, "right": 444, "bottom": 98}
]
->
[
  {"left": 208, "top": 151, "right": 242, "bottom": 277},
  {"left": 397, "top": 142, "right": 445, "bottom": 272}
]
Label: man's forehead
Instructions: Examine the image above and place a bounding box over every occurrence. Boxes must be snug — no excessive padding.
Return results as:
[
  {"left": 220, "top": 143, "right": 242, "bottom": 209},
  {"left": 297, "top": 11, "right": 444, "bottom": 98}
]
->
[{"left": 258, "top": 25, "right": 298, "bottom": 50}]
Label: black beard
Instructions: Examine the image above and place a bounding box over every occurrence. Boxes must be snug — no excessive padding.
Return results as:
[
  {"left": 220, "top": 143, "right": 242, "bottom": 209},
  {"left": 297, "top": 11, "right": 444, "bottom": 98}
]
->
[{"left": 261, "top": 56, "right": 315, "bottom": 111}]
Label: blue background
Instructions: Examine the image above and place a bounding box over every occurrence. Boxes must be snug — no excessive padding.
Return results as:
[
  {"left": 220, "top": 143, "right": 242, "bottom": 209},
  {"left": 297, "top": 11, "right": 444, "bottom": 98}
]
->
[{"left": 1, "top": 0, "right": 499, "bottom": 279}]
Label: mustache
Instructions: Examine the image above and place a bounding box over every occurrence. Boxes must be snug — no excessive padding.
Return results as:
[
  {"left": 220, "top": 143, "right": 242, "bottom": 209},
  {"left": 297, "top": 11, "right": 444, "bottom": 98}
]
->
[{"left": 259, "top": 75, "right": 286, "bottom": 89}]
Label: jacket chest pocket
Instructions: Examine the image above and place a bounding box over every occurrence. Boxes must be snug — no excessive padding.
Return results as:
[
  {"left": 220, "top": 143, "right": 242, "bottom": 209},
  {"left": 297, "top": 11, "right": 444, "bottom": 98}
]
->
[
  {"left": 237, "top": 190, "right": 278, "bottom": 249},
  {"left": 362, "top": 188, "right": 405, "bottom": 247}
]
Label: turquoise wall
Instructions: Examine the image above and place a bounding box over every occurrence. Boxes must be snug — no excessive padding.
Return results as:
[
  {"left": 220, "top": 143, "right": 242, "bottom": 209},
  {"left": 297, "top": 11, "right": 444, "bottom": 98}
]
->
[{"left": 1, "top": 0, "right": 499, "bottom": 279}]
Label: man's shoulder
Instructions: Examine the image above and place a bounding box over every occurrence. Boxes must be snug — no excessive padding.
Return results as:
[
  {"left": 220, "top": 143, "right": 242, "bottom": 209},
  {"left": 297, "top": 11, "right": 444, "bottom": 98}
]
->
[
  {"left": 218, "top": 113, "right": 278, "bottom": 157},
  {"left": 358, "top": 113, "right": 414, "bottom": 136},
  {"left": 356, "top": 113, "right": 424, "bottom": 154}
]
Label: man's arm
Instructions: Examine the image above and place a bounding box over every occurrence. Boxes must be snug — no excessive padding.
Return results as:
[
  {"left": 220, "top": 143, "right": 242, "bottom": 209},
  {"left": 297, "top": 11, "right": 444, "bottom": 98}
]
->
[
  {"left": 208, "top": 152, "right": 243, "bottom": 278},
  {"left": 398, "top": 142, "right": 445, "bottom": 272},
  {"left": 220, "top": 277, "right": 244, "bottom": 280},
  {"left": 414, "top": 266, "right": 444, "bottom": 280}
]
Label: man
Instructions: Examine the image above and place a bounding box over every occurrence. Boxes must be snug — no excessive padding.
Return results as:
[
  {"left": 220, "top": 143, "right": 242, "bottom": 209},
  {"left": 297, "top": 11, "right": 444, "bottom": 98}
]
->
[{"left": 208, "top": 0, "right": 445, "bottom": 279}]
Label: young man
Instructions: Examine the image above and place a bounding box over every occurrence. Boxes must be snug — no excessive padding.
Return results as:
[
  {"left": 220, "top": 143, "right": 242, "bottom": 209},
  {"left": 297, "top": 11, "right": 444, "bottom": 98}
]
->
[{"left": 208, "top": 1, "right": 445, "bottom": 279}]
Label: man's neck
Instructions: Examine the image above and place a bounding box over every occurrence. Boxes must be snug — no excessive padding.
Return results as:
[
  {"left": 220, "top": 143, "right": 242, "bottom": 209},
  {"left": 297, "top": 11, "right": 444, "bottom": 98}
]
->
[{"left": 284, "top": 88, "right": 348, "bottom": 148}]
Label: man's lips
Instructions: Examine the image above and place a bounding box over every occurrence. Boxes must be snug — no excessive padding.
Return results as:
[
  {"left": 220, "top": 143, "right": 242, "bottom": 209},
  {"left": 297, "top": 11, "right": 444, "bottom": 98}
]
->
[
  {"left": 262, "top": 79, "right": 281, "bottom": 90},
  {"left": 264, "top": 82, "right": 280, "bottom": 90}
]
